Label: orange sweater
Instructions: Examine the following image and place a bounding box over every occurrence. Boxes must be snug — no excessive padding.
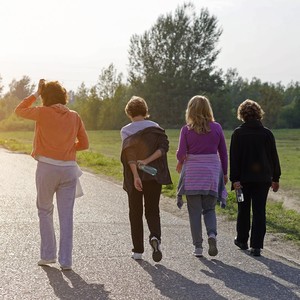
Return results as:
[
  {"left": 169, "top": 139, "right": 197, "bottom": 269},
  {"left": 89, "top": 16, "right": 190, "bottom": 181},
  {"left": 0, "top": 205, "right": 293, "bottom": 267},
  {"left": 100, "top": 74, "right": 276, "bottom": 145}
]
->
[{"left": 15, "top": 95, "right": 89, "bottom": 161}]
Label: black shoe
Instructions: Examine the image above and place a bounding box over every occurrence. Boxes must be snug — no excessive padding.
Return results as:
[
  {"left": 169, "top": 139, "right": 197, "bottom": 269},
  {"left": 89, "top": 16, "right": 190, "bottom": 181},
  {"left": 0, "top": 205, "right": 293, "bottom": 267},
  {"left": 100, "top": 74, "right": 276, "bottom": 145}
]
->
[
  {"left": 234, "top": 238, "right": 248, "bottom": 250},
  {"left": 250, "top": 248, "right": 261, "bottom": 256},
  {"left": 150, "top": 237, "right": 162, "bottom": 262}
]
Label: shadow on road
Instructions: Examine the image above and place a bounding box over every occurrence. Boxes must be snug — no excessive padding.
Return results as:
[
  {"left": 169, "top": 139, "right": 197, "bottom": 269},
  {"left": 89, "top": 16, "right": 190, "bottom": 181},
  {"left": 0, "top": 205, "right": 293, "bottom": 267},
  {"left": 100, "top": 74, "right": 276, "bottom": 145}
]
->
[
  {"left": 200, "top": 258, "right": 300, "bottom": 299},
  {"left": 137, "top": 260, "right": 226, "bottom": 300},
  {"left": 42, "top": 266, "right": 110, "bottom": 300},
  {"left": 259, "top": 256, "right": 300, "bottom": 287}
]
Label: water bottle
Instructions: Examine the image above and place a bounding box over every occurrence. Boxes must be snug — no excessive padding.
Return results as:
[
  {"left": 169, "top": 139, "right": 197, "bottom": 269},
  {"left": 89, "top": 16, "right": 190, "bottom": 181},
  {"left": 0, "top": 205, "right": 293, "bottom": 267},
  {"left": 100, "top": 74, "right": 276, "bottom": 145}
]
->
[
  {"left": 236, "top": 188, "right": 244, "bottom": 202},
  {"left": 137, "top": 163, "right": 157, "bottom": 176}
]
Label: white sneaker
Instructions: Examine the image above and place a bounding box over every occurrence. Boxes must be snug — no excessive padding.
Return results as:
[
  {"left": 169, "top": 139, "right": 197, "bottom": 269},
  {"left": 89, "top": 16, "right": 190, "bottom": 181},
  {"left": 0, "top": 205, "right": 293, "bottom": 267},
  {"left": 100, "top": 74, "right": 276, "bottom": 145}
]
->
[
  {"left": 193, "top": 248, "right": 203, "bottom": 257},
  {"left": 131, "top": 252, "right": 143, "bottom": 260},
  {"left": 38, "top": 259, "right": 56, "bottom": 266}
]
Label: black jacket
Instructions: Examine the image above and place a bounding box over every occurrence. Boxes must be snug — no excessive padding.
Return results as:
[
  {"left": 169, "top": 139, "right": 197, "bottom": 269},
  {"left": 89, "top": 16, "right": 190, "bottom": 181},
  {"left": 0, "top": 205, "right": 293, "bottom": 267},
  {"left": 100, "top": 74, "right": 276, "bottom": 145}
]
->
[
  {"left": 121, "top": 126, "right": 172, "bottom": 194},
  {"left": 230, "top": 120, "right": 281, "bottom": 185}
]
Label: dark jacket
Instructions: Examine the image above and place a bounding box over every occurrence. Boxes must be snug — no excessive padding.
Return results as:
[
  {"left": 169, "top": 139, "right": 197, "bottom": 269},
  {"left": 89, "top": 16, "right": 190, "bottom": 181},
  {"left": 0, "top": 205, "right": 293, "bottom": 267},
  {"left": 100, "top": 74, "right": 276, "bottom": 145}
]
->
[
  {"left": 230, "top": 120, "right": 281, "bottom": 186},
  {"left": 121, "top": 126, "right": 172, "bottom": 194}
]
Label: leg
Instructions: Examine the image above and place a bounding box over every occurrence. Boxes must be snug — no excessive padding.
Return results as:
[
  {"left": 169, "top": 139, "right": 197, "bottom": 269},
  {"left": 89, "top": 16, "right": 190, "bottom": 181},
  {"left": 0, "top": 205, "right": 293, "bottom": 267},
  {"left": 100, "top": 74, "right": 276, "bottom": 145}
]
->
[
  {"left": 202, "top": 195, "right": 217, "bottom": 238},
  {"left": 35, "top": 162, "right": 58, "bottom": 261},
  {"left": 236, "top": 185, "right": 252, "bottom": 244},
  {"left": 128, "top": 188, "right": 144, "bottom": 253},
  {"left": 250, "top": 183, "right": 269, "bottom": 249},
  {"left": 144, "top": 180, "right": 163, "bottom": 262},
  {"left": 143, "top": 180, "right": 162, "bottom": 242},
  {"left": 186, "top": 195, "right": 203, "bottom": 248},
  {"left": 56, "top": 166, "right": 77, "bottom": 268},
  {"left": 202, "top": 195, "right": 218, "bottom": 256}
]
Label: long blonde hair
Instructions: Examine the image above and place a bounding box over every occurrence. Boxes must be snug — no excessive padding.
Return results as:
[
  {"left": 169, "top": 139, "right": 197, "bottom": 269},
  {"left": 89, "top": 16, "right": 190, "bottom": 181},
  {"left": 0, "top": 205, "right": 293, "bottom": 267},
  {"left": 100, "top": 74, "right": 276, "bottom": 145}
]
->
[{"left": 185, "top": 95, "right": 215, "bottom": 133}]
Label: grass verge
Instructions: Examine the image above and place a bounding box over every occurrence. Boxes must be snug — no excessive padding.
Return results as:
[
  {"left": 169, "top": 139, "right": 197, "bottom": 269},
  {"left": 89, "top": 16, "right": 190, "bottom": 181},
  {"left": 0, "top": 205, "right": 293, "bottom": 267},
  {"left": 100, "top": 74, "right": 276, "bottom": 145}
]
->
[{"left": 0, "top": 133, "right": 299, "bottom": 246}]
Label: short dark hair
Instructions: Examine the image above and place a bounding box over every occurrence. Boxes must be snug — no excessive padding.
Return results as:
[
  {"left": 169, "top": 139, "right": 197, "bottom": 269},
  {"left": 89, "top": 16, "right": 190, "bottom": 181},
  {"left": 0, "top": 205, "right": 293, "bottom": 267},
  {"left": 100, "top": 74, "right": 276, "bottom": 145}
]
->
[
  {"left": 125, "top": 96, "right": 149, "bottom": 118},
  {"left": 40, "top": 81, "right": 67, "bottom": 106}
]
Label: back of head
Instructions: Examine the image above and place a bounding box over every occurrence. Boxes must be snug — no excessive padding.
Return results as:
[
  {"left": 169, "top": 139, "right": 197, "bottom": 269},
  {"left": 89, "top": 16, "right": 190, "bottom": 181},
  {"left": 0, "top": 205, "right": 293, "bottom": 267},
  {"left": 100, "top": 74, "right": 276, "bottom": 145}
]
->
[
  {"left": 186, "top": 95, "right": 214, "bottom": 133},
  {"left": 40, "top": 81, "right": 68, "bottom": 107},
  {"left": 125, "top": 96, "right": 149, "bottom": 118},
  {"left": 237, "top": 99, "right": 264, "bottom": 122}
]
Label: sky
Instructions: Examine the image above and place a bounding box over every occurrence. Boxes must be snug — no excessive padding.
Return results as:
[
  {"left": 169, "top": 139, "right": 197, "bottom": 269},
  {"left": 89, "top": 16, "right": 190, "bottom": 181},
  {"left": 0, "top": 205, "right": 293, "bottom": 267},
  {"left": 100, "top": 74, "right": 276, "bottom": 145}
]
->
[{"left": 1, "top": 0, "right": 299, "bottom": 93}]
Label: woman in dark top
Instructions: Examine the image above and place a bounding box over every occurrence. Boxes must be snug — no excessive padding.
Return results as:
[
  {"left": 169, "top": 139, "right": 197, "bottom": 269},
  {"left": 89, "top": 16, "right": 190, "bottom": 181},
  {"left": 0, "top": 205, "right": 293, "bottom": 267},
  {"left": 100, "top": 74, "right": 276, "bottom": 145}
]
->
[
  {"left": 230, "top": 99, "right": 281, "bottom": 256},
  {"left": 120, "top": 96, "right": 172, "bottom": 262}
]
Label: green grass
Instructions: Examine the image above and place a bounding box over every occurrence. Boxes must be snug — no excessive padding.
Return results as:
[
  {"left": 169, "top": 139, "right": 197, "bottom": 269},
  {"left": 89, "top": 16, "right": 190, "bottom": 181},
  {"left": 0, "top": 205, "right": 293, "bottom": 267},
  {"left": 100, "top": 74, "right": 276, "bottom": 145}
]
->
[{"left": 0, "top": 129, "right": 299, "bottom": 244}]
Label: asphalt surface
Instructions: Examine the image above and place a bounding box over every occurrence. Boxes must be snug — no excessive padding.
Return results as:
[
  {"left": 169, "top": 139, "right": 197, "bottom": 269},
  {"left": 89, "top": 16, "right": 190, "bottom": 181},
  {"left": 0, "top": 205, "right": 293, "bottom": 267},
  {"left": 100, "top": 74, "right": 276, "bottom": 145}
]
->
[{"left": 0, "top": 148, "right": 299, "bottom": 300}]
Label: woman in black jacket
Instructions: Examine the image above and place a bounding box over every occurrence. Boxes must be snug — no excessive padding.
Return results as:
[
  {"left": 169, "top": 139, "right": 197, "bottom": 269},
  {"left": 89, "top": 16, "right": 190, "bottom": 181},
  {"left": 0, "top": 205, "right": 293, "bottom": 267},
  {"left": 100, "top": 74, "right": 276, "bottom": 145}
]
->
[
  {"left": 230, "top": 99, "right": 281, "bottom": 256},
  {"left": 120, "top": 96, "right": 172, "bottom": 262}
]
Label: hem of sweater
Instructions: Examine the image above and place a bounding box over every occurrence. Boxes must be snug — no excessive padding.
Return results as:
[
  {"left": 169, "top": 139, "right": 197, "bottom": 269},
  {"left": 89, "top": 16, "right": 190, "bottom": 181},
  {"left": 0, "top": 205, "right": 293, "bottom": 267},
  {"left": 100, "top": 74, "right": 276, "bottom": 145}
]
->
[{"left": 31, "top": 151, "right": 76, "bottom": 162}]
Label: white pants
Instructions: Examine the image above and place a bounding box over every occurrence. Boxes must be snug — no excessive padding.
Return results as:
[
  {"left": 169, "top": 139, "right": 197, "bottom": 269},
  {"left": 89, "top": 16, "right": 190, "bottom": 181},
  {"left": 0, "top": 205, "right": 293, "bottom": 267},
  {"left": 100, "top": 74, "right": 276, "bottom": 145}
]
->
[{"left": 35, "top": 161, "right": 77, "bottom": 267}]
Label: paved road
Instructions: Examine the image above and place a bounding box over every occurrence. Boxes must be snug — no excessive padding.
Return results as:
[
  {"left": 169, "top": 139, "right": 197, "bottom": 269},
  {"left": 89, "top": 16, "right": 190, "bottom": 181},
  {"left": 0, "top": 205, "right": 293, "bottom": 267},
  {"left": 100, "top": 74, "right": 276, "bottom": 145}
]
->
[{"left": 0, "top": 148, "right": 299, "bottom": 300}]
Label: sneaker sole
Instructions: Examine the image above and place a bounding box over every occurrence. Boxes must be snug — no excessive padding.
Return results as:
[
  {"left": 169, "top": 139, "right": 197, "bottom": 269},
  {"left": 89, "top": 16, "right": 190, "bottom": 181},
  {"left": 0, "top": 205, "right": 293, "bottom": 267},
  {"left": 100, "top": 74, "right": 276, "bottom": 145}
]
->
[
  {"left": 193, "top": 253, "right": 203, "bottom": 257},
  {"left": 38, "top": 259, "right": 56, "bottom": 266},
  {"left": 60, "top": 266, "right": 72, "bottom": 271},
  {"left": 208, "top": 237, "right": 218, "bottom": 256},
  {"left": 150, "top": 239, "right": 162, "bottom": 262}
]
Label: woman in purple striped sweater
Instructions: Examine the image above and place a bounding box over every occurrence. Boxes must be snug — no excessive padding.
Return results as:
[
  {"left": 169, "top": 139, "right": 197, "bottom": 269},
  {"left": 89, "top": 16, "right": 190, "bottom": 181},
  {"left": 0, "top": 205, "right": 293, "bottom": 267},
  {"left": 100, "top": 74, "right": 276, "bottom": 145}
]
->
[{"left": 176, "top": 95, "right": 228, "bottom": 257}]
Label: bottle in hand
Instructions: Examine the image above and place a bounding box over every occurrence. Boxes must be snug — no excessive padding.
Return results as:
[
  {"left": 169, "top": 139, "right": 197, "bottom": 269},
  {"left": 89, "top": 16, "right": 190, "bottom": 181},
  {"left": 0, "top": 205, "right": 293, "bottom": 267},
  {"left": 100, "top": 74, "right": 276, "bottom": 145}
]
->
[
  {"left": 236, "top": 188, "right": 244, "bottom": 202},
  {"left": 137, "top": 163, "right": 157, "bottom": 176}
]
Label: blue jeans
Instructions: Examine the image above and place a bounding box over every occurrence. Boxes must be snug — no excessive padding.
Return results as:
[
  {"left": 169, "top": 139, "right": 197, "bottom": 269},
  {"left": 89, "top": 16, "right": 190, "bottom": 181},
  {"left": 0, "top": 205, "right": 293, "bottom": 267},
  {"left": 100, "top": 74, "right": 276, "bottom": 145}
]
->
[
  {"left": 186, "top": 194, "right": 217, "bottom": 248},
  {"left": 36, "top": 162, "right": 77, "bottom": 267}
]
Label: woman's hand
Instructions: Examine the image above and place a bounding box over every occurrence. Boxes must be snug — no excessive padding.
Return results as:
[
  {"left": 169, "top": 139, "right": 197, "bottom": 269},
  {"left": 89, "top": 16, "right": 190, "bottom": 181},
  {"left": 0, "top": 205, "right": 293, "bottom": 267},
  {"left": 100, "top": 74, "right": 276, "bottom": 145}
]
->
[
  {"left": 134, "top": 176, "right": 143, "bottom": 191},
  {"left": 271, "top": 182, "right": 279, "bottom": 192},
  {"left": 233, "top": 181, "right": 242, "bottom": 190},
  {"left": 224, "top": 174, "right": 228, "bottom": 185},
  {"left": 137, "top": 159, "right": 147, "bottom": 166},
  {"left": 37, "top": 79, "right": 45, "bottom": 95},
  {"left": 176, "top": 162, "right": 183, "bottom": 173}
]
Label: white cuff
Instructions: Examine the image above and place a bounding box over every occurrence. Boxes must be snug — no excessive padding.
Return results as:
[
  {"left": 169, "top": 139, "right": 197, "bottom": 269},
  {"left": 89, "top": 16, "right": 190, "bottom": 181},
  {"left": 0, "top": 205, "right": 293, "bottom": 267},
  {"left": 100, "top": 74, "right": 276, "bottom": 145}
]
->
[{"left": 33, "top": 92, "right": 40, "bottom": 99}]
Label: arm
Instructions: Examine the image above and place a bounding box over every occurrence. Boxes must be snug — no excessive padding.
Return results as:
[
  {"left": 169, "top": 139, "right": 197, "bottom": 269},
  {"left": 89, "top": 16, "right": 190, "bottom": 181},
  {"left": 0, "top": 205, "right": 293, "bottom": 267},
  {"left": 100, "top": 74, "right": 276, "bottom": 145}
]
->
[
  {"left": 218, "top": 126, "right": 228, "bottom": 184},
  {"left": 270, "top": 132, "right": 281, "bottom": 192},
  {"left": 137, "top": 149, "right": 162, "bottom": 166},
  {"left": 14, "top": 94, "right": 39, "bottom": 121},
  {"left": 176, "top": 127, "right": 187, "bottom": 163},
  {"left": 14, "top": 79, "right": 44, "bottom": 121},
  {"left": 75, "top": 117, "right": 89, "bottom": 151},
  {"left": 229, "top": 130, "right": 241, "bottom": 185},
  {"left": 129, "top": 162, "right": 143, "bottom": 191}
]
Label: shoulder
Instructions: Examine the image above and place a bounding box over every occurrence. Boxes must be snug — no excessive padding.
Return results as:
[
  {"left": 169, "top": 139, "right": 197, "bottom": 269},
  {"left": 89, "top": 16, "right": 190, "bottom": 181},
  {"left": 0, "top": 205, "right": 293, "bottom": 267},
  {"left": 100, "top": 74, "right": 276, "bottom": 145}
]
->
[
  {"left": 210, "top": 121, "right": 223, "bottom": 131},
  {"left": 180, "top": 125, "right": 189, "bottom": 133}
]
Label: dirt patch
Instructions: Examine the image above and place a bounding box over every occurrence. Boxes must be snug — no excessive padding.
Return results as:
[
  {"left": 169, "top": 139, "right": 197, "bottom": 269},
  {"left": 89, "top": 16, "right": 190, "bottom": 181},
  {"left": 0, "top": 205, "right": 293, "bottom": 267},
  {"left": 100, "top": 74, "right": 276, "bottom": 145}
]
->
[{"left": 268, "top": 189, "right": 300, "bottom": 213}]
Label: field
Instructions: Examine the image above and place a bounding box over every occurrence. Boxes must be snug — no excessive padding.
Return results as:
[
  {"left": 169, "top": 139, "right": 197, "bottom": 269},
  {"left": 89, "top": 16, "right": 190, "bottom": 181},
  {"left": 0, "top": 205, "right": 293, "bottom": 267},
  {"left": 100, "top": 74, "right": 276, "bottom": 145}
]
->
[
  {"left": 0, "top": 129, "right": 299, "bottom": 199},
  {"left": 0, "top": 129, "right": 300, "bottom": 242}
]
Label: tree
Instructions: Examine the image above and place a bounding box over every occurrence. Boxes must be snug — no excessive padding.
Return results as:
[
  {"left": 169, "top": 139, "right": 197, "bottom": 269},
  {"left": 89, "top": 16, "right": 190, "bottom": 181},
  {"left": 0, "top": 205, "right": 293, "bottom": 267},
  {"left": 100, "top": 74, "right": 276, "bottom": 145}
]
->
[
  {"left": 97, "top": 63, "right": 123, "bottom": 100},
  {"left": 128, "top": 2, "right": 223, "bottom": 126},
  {"left": 8, "top": 75, "right": 35, "bottom": 100}
]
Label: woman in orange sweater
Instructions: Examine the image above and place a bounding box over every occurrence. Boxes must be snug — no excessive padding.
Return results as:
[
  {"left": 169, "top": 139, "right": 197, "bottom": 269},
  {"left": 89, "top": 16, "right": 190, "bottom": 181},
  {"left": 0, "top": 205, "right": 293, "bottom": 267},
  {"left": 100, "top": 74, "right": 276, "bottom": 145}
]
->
[{"left": 15, "top": 79, "right": 89, "bottom": 270}]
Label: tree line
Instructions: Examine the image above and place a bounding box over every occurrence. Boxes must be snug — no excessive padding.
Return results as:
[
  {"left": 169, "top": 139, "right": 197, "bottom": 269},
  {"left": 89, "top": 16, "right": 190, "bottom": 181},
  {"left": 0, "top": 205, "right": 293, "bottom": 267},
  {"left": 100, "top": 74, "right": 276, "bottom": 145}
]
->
[{"left": 0, "top": 3, "right": 299, "bottom": 131}]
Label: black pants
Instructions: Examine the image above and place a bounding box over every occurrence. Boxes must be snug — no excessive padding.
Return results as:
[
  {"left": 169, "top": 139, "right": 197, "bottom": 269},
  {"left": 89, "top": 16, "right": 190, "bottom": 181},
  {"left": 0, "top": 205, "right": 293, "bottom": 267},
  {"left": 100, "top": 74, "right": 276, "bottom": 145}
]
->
[
  {"left": 127, "top": 180, "right": 162, "bottom": 253},
  {"left": 236, "top": 183, "right": 270, "bottom": 249}
]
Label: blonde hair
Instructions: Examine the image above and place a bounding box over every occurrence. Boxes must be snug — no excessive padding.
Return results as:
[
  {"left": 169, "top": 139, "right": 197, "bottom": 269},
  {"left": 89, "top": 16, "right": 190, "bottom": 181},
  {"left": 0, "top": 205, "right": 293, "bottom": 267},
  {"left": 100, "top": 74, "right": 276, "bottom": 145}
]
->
[
  {"left": 237, "top": 99, "right": 264, "bottom": 122},
  {"left": 185, "top": 95, "right": 215, "bottom": 133},
  {"left": 125, "top": 96, "right": 150, "bottom": 118}
]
